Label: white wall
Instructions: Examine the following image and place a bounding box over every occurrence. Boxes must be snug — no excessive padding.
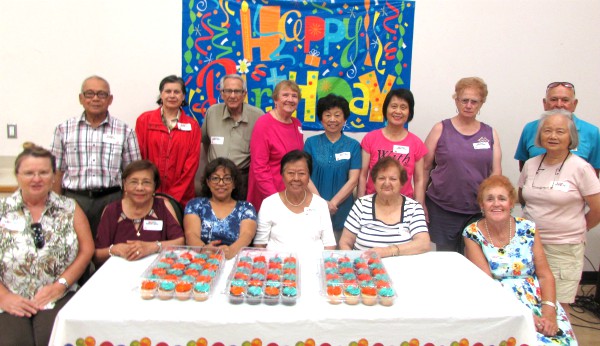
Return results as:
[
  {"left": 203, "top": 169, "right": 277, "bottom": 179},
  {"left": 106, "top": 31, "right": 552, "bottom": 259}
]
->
[{"left": 1, "top": 0, "right": 599, "bottom": 270}]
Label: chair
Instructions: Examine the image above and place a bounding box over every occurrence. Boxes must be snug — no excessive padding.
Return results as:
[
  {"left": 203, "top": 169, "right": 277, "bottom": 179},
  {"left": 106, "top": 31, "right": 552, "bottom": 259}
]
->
[{"left": 155, "top": 192, "right": 184, "bottom": 225}]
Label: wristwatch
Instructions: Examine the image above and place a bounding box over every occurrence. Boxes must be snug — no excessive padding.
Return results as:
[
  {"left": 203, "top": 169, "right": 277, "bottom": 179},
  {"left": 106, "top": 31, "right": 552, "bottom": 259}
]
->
[{"left": 57, "top": 277, "right": 69, "bottom": 289}]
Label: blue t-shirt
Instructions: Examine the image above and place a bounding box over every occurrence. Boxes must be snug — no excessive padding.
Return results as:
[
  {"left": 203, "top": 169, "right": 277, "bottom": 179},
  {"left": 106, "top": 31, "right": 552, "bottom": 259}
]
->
[
  {"left": 184, "top": 197, "right": 257, "bottom": 245},
  {"left": 514, "top": 114, "right": 600, "bottom": 169},
  {"left": 304, "top": 133, "right": 362, "bottom": 230}
]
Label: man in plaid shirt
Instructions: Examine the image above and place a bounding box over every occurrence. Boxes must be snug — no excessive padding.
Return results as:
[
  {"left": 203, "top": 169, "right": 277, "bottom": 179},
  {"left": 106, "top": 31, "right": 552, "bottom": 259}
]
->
[{"left": 51, "top": 76, "right": 140, "bottom": 237}]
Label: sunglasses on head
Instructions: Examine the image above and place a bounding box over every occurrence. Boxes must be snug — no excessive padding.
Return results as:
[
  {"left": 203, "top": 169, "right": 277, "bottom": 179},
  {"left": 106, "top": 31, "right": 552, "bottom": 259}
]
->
[
  {"left": 546, "top": 82, "right": 575, "bottom": 92},
  {"left": 31, "top": 222, "right": 45, "bottom": 249}
]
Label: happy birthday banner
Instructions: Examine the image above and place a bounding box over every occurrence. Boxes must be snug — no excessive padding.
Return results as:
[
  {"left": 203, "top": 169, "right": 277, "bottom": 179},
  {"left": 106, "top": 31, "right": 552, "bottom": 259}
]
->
[{"left": 182, "top": 0, "right": 415, "bottom": 132}]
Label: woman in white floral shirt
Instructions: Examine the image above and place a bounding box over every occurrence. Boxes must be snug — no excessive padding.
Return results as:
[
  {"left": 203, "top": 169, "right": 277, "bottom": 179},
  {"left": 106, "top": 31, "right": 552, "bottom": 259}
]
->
[{"left": 0, "top": 142, "right": 94, "bottom": 345}]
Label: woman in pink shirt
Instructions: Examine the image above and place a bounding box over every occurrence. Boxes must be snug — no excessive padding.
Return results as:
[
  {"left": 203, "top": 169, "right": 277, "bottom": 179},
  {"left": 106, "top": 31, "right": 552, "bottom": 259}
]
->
[
  {"left": 357, "top": 89, "right": 427, "bottom": 206},
  {"left": 247, "top": 80, "right": 304, "bottom": 212}
]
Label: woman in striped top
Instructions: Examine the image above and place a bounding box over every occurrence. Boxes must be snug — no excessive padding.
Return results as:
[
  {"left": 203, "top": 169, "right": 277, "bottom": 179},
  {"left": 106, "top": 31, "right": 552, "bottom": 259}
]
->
[{"left": 339, "top": 157, "right": 430, "bottom": 257}]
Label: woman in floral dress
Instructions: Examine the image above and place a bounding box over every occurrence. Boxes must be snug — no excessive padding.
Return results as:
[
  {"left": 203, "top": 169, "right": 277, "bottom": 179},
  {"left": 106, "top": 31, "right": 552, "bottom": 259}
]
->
[{"left": 463, "top": 175, "right": 576, "bottom": 345}]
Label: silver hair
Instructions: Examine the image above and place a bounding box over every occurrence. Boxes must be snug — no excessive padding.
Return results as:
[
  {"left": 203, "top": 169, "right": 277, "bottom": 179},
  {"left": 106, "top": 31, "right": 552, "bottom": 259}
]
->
[
  {"left": 219, "top": 74, "right": 246, "bottom": 91},
  {"left": 534, "top": 109, "right": 579, "bottom": 150},
  {"left": 81, "top": 75, "right": 111, "bottom": 93}
]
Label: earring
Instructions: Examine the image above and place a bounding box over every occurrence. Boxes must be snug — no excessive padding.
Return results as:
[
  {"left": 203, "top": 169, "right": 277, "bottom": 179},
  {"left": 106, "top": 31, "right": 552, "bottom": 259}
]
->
[{"left": 480, "top": 209, "right": 485, "bottom": 217}]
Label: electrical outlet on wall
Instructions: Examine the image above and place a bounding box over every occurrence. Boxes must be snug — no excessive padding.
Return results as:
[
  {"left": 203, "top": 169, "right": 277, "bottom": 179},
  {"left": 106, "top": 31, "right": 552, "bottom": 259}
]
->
[{"left": 7, "top": 124, "right": 17, "bottom": 139}]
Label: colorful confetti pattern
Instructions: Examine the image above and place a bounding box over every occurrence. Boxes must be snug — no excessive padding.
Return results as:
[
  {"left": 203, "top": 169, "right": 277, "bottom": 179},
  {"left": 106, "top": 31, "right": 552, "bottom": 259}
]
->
[
  {"left": 181, "top": 0, "right": 415, "bottom": 132},
  {"left": 63, "top": 336, "right": 528, "bottom": 346}
]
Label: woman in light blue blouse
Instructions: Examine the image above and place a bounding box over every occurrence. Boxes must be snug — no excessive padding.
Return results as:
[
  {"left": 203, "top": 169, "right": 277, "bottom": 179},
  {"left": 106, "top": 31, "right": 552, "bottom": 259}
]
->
[
  {"left": 305, "top": 94, "right": 361, "bottom": 242},
  {"left": 184, "top": 158, "right": 257, "bottom": 259}
]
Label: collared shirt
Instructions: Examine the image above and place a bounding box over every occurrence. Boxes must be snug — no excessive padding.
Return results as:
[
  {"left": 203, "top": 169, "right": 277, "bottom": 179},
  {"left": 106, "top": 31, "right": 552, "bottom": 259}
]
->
[
  {"left": 0, "top": 191, "right": 78, "bottom": 300},
  {"left": 51, "top": 112, "right": 141, "bottom": 190},
  {"left": 202, "top": 103, "right": 263, "bottom": 169}
]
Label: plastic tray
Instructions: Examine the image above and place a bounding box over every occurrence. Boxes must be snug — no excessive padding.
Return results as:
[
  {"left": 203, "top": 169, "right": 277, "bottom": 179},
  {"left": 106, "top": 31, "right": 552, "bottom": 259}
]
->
[
  {"left": 320, "top": 250, "right": 396, "bottom": 306},
  {"left": 225, "top": 247, "right": 300, "bottom": 305},
  {"left": 139, "top": 245, "right": 225, "bottom": 301}
]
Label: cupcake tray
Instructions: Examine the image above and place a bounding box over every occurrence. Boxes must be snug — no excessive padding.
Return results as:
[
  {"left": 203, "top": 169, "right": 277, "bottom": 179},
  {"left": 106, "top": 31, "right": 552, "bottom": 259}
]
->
[
  {"left": 320, "top": 250, "right": 396, "bottom": 306},
  {"left": 139, "top": 245, "right": 225, "bottom": 301},
  {"left": 225, "top": 248, "right": 300, "bottom": 305}
]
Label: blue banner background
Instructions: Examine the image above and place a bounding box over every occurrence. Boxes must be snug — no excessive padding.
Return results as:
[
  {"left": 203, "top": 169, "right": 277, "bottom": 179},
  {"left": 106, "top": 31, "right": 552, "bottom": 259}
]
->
[{"left": 182, "top": 0, "right": 415, "bottom": 132}]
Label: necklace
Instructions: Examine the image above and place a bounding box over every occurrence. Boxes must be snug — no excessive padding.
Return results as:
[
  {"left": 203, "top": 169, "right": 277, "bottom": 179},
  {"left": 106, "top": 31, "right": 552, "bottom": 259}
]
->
[
  {"left": 483, "top": 217, "right": 512, "bottom": 248},
  {"left": 284, "top": 189, "right": 307, "bottom": 207},
  {"left": 121, "top": 209, "right": 154, "bottom": 237},
  {"left": 532, "top": 152, "right": 570, "bottom": 189}
]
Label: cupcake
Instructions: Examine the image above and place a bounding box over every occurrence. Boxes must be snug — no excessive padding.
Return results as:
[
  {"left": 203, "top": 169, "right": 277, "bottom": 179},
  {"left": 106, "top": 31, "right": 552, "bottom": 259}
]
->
[
  {"left": 264, "top": 285, "right": 280, "bottom": 305},
  {"left": 283, "top": 256, "right": 297, "bottom": 264},
  {"left": 248, "top": 279, "right": 263, "bottom": 287},
  {"left": 270, "top": 256, "right": 283, "bottom": 264},
  {"left": 254, "top": 255, "right": 267, "bottom": 263},
  {"left": 282, "top": 285, "right": 298, "bottom": 305},
  {"left": 185, "top": 269, "right": 200, "bottom": 277},
  {"left": 246, "top": 285, "right": 264, "bottom": 305},
  {"left": 180, "top": 252, "right": 194, "bottom": 260},
  {"left": 180, "top": 275, "right": 196, "bottom": 283},
  {"left": 193, "top": 282, "right": 211, "bottom": 301},
  {"left": 361, "top": 286, "right": 378, "bottom": 306},
  {"left": 344, "top": 284, "right": 360, "bottom": 305},
  {"left": 176, "top": 257, "right": 190, "bottom": 266},
  {"left": 151, "top": 268, "right": 167, "bottom": 277},
  {"left": 378, "top": 287, "right": 395, "bottom": 306},
  {"left": 194, "top": 252, "right": 208, "bottom": 260},
  {"left": 156, "top": 261, "right": 171, "bottom": 269},
  {"left": 165, "top": 251, "right": 178, "bottom": 259},
  {"left": 250, "top": 272, "right": 265, "bottom": 281},
  {"left": 282, "top": 262, "right": 296, "bottom": 270},
  {"left": 158, "top": 281, "right": 175, "bottom": 300},
  {"left": 268, "top": 261, "right": 282, "bottom": 269},
  {"left": 252, "top": 261, "right": 267, "bottom": 269},
  {"left": 228, "top": 284, "right": 245, "bottom": 304},
  {"left": 234, "top": 272, "right": 249, "bottom": 281},
  {"left": 167, "top": 268, "right": 183, "bottom": 277},
  {"left": 239, "top": 255, "right": 253, "bottom": 263},
  {"left": 326, "top": 285, "right": 343, "bottom": 305},
  {"left": 140, "top": 280, "right": 157, "bottom": 300},
  {"left": 175, "top": 282, "right": 192, "bottom": 301}
]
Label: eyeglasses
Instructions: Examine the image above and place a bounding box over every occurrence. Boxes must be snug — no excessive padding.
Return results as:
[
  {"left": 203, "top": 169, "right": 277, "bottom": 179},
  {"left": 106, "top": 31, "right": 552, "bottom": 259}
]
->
[
  {"left": 125, "top": 180, "right": 154, "bottom": 188},
  {"left": 19, "top": 170, "right": 52, "bottom": 179},
  {"left": 546, "top": 82, "right": 575, "bottom": 92},
  {"left": 208, "top": 175, "right": 233, "bottom": 184},
  {"left": 31, "top": 222, "right": 45, "bottom": 249},
  {"left": 458, "top": 98, "right": 481, "bottom": 106},
  {"left": 221, "top": 89, "right": 245, "bottom": 96},
  {"left": 82, "top": 90, "right": 110, "bottom": 99}
]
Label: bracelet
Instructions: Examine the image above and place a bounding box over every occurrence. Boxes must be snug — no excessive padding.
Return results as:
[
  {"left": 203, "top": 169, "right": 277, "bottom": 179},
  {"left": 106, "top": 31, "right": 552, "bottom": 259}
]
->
[
  {"left": 108, "top": 244, "right": 115, "bottom": 257},
  {"left": 394, "top": 244, "right": 401, "bottom": 256},
  {"left": 541, "top": 300, "right": 558, "bottom": 310},
  {"left": 156, "top": 241, "right": 162, "bottom": 253}
]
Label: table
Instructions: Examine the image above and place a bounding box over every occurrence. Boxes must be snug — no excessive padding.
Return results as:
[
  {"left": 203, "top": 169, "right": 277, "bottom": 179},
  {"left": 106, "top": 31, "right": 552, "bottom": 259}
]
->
[{"left": 49, "top": 251, "right": 537, "bottom": 346}]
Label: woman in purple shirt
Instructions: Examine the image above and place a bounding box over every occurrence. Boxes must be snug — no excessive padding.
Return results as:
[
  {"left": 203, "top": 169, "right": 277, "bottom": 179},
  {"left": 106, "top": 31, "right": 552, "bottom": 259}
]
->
[{"left": 423, "top": 77, "right": 502, "bottom": 252}]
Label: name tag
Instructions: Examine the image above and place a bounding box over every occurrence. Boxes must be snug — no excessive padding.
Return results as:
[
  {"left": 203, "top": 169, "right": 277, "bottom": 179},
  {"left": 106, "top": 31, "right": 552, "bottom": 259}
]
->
[
  {"left": 211, "top": 136, "right": 225, "bottom": 145},
  {"left": 473, "top": 141, "right": 490, "bottom": 150},
  {"left": 298, "top": 126, "right": 303, "bottom": 134},
  {"left": 177, "top": 123, "right": 192, "bottom": 131},
  {"left": 103, "top": 134, "right": 122, "bottom": 145},
  {"left": 393, "top": 145, "right": 409, "bottom": 154},
  {"left": 304, "top": 207, "right": 317, "bottom": 215},
  {"left": 552, "top": 181, "right": 570, "bottom": 192},
  {"left": 143, "top": 220, "right": 163, "bottom": 231},
  {"left": 335, "top": 152, "right": 350, "bottom": 161},
  {"left": 0, "top": 218, "right": 25, "bottom": 232}
]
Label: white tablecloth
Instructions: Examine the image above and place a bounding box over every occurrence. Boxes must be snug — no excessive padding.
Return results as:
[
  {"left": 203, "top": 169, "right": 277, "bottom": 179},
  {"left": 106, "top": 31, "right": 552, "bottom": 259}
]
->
[{"left": 49, "top": 251, "right": 537, "bottom": 346}]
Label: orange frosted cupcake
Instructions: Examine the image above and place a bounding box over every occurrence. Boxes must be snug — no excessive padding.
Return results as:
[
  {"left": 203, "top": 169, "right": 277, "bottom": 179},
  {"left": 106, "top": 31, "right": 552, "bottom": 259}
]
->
[
  {"left": 327, "top": 285, "right": 343, "bottom": 305},
  {"left": 361, "top": 286, "right": 377, "bottom": 306},
  {"left": 175, "top": 282, "right": 192, "bottom": 301},
  {"left": 140, "top": 280, "right": 157, "bottom": 300}
]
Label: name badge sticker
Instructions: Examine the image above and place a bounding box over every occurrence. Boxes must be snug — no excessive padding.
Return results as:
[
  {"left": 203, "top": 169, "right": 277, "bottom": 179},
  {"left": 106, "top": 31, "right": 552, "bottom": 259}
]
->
[
  {"left": 393, "top": 145, "right": 409, "bottom": 154},
  {"left": 177, "top": 123, "right": 192, "bottom": 131},
  {"left": 143, "top": 220, "right": 163, "bottom": 231},
  {"left": 211, "top": 136, "right": 225, "bottom": 145},
  {"left": 102, "top": 134, "right": 122, "bottom": 145},
  {"left": 552, "top": 181, "right": 570, "bottom": 192},
  {"left": 473, "top": 142, "right": 491, "bottom": 150},
  {"left": 335, "top": 152, "right": 351, "bottom": 161}
]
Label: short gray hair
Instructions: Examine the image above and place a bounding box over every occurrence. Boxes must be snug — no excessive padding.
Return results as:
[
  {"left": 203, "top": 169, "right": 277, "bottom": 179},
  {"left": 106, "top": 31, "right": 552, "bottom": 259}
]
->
[
  {"left": 81, "top": 75, "right": 110, "bottom": 93},
  {"left": 219, "top": 74, "right": 246, "bottom": 91},
  {"left": 534, "top": 109, "right": 578, "bottom": 150}
]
